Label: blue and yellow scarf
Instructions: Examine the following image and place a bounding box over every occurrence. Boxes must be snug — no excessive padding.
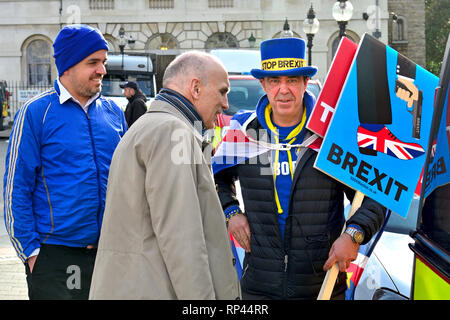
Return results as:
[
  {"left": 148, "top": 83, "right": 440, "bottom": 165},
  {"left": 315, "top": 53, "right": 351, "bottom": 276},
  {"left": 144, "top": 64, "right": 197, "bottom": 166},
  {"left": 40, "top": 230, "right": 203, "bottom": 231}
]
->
[{"left": 256, "top": 94, "right": 313, "bottom": 238}]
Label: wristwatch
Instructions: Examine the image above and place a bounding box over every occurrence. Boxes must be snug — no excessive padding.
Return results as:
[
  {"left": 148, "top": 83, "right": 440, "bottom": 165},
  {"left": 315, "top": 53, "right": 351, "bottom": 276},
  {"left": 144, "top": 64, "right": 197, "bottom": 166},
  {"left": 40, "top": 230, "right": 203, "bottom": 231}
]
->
[{"left": 345, "top": 225, "right": 364, "bottom": 244}]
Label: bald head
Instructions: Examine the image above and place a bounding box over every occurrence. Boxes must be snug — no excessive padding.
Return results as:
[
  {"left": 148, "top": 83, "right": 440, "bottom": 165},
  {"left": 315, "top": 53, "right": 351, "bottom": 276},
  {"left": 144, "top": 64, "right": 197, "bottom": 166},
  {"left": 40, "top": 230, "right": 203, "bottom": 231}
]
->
[
  {"left": 161, "top": 51, "right": 230, "bottom": 129},
  {"left": 162, "top": 51, "right": 226, "bottom": 91}
]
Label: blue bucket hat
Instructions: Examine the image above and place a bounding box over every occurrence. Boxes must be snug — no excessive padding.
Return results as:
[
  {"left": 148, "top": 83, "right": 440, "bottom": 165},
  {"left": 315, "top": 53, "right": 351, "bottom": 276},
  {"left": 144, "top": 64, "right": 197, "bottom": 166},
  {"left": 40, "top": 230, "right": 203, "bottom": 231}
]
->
[
  {"left": 53, "top": 24, "right": 109, "bottom": 76},
  {"left": 250, "top": 37, "right": 317, "bottom": 79}
]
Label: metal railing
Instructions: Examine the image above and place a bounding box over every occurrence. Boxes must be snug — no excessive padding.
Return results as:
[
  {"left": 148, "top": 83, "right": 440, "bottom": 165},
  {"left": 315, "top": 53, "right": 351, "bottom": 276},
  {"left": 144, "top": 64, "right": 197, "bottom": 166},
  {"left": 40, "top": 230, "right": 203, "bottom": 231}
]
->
[{"left": 5, "top": 81, "right": 53, "bottom": 122}]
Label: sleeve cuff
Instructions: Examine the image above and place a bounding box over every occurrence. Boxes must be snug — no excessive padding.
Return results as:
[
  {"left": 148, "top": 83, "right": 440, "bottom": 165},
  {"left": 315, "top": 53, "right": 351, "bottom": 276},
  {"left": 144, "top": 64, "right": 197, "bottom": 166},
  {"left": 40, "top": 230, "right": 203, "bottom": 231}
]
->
[
  {"left": 28, "top": 248, "right": 40, "bottom": 259},
  {"left": 224, "top": 205, "right": 241, "bottom": 221},
  {"left": 347, "top": 223, "right": 365, "bottom": 237}
]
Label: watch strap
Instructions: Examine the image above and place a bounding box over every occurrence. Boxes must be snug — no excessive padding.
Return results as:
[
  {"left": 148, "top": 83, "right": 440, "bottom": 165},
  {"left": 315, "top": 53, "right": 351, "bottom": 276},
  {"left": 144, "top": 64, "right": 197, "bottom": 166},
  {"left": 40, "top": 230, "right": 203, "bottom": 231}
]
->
[{"left": 345, "top": 224, "right": 365, "bottom": 244}]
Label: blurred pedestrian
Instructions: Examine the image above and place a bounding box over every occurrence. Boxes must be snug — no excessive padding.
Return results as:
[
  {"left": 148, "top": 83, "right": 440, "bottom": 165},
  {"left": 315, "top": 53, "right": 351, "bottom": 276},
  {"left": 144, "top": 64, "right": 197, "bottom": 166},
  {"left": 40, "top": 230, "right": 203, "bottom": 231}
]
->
[
  {"left": 3, "top": 24, "right": 127, "bottom": 300},
  {"left": 120, "top": 81, "right": 147, "bottom": 127}
]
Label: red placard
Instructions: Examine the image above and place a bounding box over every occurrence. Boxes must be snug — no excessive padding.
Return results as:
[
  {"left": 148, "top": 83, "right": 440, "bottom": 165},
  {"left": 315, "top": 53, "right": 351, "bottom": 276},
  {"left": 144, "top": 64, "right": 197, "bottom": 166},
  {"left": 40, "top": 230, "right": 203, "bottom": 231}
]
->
[{"left": 307, "top": 37, "right": 358, "bottom": 137}]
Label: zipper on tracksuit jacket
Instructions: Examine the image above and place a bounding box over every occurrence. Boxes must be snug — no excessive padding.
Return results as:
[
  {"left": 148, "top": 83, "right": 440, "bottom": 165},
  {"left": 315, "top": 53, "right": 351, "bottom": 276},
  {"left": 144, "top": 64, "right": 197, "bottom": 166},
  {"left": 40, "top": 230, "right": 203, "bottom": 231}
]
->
[{"left": 85, "top": 109, "right": 102, "bottom": 233}]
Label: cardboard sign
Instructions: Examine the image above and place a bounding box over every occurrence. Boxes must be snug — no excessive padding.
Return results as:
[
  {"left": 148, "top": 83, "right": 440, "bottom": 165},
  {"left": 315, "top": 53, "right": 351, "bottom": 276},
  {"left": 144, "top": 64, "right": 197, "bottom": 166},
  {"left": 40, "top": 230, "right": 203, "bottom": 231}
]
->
[
  {"left": 314, "top": 34, "right": 439, "bottom": 218},
  {"left": 307, "top": 37, "right": 358, "bottom": 137},
  {"left": 421, "top": 33, "right": 450, "bottom": 198},
  {"left": 416, "top": 35, "right": 450, "bottom": 200}
]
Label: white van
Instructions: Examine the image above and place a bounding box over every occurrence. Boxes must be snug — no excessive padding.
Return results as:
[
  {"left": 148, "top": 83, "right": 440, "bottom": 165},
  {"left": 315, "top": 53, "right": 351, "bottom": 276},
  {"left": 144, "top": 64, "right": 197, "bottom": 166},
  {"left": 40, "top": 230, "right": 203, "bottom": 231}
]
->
[
  {"left": 210, "top": 49, "right": 260, "bottom": 74},
  {"left": 102, "top": 53, "right": 157, "bottom": 110}
]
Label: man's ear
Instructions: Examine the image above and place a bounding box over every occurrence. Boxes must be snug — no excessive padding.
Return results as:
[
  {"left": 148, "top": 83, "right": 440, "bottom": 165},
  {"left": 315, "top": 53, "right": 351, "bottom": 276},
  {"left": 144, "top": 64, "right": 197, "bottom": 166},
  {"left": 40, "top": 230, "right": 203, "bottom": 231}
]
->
[
  {"left": 189, "top": 78, "right": 202, "bottom": 100},
  {"left": 259, "top": 78, "right": 267, "bottom": 93},
  {"left": 61, "top": 68, "right": 70, "bottom": 79},
  {"left": 303, "top": 76, "right": 309, "bottom": 92}
]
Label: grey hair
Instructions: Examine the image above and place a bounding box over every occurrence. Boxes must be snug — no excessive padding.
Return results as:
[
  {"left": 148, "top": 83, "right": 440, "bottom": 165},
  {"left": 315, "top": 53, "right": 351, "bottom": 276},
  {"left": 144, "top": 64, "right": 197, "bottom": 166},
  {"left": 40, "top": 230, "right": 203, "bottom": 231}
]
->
[{"left": 162, "top": 51, "right": 223, "bottom": 88}]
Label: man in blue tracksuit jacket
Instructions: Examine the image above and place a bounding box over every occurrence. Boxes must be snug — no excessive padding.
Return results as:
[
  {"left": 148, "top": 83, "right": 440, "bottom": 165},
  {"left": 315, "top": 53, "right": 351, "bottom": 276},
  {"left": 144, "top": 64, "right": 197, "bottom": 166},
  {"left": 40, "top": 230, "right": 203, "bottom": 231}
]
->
[{"left": 3, "top": 24, "right": 127, "bottom": 299}]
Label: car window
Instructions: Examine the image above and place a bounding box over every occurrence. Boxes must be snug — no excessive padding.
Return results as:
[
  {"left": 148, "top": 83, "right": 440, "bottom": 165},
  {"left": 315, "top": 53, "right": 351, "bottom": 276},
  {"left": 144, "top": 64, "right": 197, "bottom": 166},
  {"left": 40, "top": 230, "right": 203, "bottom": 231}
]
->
[
  {"left": 306, "top": 83, "right": 321, "bottom": 98},
  {"left": 225, "top": 78, "right": 265, "bottom": 115},
  {"left": 102, "top": 76, "right": 154, "bottom": 98},
  {"left": 225, "top": 79, "right": 322, "bottom": 116}
]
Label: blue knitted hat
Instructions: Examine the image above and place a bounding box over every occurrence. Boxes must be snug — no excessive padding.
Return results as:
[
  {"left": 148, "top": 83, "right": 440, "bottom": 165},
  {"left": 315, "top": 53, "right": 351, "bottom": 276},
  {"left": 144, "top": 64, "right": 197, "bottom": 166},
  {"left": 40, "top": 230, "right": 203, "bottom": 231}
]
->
[
  {"left": 53, "top": 24, "right": 109, "bottom": 76},
  {"left": 251, "top": 37, "right": 317, "bottom": 79}
]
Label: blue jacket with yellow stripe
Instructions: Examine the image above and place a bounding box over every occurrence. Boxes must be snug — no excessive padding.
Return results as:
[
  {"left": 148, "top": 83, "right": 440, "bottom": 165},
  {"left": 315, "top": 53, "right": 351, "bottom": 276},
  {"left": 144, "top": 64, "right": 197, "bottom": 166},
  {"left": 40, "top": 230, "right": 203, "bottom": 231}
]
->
[{"left": 3, "top": 81, "right": 127, "bottom": 262}]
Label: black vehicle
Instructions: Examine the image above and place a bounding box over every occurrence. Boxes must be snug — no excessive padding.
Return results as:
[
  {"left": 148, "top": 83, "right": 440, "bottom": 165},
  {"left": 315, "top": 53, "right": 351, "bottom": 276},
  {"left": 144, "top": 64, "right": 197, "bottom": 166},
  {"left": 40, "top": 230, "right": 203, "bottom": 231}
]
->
[{"left": 0, "top": 80, "right": 10, "bottom": 131}]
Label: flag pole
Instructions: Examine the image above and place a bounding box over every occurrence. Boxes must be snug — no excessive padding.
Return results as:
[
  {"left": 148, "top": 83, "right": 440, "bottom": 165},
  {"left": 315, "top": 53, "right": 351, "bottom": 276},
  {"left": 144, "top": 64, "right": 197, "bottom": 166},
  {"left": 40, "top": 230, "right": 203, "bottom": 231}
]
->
[{"left": 317, "top": 190, "right": 365, "bottom": 300}]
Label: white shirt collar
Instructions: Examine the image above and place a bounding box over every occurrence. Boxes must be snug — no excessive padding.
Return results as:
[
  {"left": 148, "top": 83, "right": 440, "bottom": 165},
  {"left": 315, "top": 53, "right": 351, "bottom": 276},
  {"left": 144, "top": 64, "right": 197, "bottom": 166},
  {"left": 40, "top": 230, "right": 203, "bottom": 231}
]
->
[{"left": 57, "top": 78, "right": 100, "bottom": 113}]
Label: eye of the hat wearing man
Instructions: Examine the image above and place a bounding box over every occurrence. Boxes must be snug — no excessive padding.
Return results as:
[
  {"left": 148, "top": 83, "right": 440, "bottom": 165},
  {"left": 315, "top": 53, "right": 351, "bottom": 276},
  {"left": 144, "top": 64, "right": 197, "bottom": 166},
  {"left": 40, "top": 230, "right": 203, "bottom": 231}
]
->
[{"left": 266, "top": 76, "right": 303, "bottom": 85}]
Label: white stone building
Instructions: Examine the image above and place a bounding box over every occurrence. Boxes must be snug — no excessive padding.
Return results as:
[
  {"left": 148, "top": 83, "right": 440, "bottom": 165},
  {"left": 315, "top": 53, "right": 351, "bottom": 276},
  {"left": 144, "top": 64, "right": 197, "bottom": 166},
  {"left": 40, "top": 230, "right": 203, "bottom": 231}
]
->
[{"left": 0, "top": 0, "right": 424, "bottom": 87}]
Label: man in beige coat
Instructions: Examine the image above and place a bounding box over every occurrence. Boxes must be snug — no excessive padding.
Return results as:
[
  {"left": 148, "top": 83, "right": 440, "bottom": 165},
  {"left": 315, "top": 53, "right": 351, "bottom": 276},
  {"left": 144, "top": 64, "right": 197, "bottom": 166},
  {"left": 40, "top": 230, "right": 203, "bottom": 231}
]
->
[{"left": 89, "top": 52, "right": 241, "bottom": 299}]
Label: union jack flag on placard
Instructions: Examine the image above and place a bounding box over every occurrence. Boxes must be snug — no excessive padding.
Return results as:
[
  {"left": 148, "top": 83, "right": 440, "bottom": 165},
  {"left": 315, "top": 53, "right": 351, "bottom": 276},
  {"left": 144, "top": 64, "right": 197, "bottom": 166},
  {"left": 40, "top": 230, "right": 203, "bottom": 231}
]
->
[{"left": 357, "top": 126, "right": 425, "bottom": 160}]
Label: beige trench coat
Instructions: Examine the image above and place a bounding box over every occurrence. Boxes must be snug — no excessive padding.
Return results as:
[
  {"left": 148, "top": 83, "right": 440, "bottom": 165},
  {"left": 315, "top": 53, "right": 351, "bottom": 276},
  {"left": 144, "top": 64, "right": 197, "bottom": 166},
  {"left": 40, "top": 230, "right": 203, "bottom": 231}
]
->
[{"left": 89, "top": 100, "right": 241, "bottom": 299}]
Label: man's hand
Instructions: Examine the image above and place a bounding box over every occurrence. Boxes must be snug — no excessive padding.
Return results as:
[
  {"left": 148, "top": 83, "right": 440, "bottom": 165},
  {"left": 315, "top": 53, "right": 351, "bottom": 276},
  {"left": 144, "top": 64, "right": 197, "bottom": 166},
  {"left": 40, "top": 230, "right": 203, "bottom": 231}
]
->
[
  {"left": 395, "top": 76, "right": 419, "bottom": 109},
  {"left": 323, "top": 233, "right": 359, "bottom": 272},
  {"left": 228, "top": 214, "right": 251, "bottom": 252},
  {"left": 27, "top": 255, "right": 38, "bottom": 273}
]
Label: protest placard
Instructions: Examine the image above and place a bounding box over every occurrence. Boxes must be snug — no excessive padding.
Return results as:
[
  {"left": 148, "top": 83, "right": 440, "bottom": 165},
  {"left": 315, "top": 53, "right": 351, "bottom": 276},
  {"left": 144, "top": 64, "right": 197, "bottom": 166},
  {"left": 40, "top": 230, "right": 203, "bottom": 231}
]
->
[
  {"left": 314, "top": 34, "right": 439, "bottom": 300},
  {"left": 306, "top": 37, "right": 357, "bottom": 137},
  {"left": 420, "top": 35, "right": 450, "bottom": 202},
  {"left": 314, "top": 33, "right": 439, "bottom": 219}
]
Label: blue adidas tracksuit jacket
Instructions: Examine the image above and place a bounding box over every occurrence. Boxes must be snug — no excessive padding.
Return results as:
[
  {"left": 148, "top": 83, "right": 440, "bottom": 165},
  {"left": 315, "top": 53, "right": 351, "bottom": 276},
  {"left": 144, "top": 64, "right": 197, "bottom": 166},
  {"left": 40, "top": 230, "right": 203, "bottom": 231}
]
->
[{"left": 3, "top": 80, "right": 127, "bottom": 262}]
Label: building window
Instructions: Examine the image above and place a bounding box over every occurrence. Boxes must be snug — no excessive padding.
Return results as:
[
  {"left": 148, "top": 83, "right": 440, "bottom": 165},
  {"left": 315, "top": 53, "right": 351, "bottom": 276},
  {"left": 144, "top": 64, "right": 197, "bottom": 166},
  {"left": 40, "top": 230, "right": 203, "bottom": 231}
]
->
[
  {"left": 392, "top": 17, "right": 407, "bottom": 43},
  {"left": 149, "top": 0, "right": 174, "bottom": 9},
  {"left": 26, "top": 39, "right": 52, "bottom": 86},
  {"left": 146, "top": 33, "right": 179, "bottom": 51},
  {"left": 208, "top": 0, "right": 233, "bottom": 8},
  {"left": 89, "top": 0, "right": 114, "bottom": 10},
  {"left": 205, "top": 32, "right": 239, "bottom": 49}
]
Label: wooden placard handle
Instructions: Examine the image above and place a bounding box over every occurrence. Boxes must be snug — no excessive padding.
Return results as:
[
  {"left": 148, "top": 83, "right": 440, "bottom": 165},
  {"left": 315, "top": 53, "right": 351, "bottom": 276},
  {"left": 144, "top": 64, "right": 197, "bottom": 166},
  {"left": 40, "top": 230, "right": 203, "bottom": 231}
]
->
[{"left": 317, "top": 190, "right": 365, "bottom": 300}]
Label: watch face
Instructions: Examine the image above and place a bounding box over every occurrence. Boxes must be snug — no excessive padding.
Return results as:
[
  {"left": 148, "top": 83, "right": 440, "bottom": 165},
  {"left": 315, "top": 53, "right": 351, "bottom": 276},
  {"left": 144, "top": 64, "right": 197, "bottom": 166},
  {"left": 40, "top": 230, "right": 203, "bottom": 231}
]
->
[{"left": 354, "top": 231, "right": 364, "bottom": 244}]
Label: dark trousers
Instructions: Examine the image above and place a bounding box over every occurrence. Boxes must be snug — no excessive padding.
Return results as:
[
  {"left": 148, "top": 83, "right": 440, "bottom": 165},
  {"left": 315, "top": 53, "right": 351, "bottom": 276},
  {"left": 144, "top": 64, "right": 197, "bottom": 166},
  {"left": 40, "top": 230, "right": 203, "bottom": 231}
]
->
[
  {"left": 356, "top": 35, "right": 416, "bottom": 125},
  {"left": 25, "top": 244, "right": 97, "bottom": 300},
  {"left": 357, "top": 35, "right": 392, "bottom": 125}
]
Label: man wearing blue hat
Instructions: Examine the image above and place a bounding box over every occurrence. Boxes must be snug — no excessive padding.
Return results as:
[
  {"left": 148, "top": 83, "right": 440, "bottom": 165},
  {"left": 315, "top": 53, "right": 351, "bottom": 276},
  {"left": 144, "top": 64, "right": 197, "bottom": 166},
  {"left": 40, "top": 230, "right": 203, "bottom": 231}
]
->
[
  {"left": 212, "top": 37, "right": 385, "bottom": 299},
  {"left": 3, "top": 24, "right": 127, "bottom": 299}
]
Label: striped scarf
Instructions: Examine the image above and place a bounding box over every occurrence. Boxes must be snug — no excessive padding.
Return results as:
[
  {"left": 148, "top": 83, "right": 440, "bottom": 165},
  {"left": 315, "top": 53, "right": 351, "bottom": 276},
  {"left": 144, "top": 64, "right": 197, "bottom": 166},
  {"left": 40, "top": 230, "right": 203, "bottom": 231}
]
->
[{"left": 155, "top": 88, "right": 206, "bottom": 135}]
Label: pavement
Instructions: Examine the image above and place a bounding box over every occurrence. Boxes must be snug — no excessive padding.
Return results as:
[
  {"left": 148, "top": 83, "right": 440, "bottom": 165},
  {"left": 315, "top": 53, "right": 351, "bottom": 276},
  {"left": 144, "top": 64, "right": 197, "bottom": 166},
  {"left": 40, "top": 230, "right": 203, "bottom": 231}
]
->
[
  {"left": 0, "top": 127, "right": 11, "bottom": 139},
  {"left": 0, "top": 244, "right": 28, "bottom": 300},
  {"left": 0, "top": 127, "right": 29, "bottom": 300}
]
